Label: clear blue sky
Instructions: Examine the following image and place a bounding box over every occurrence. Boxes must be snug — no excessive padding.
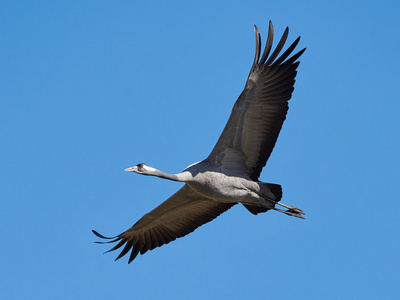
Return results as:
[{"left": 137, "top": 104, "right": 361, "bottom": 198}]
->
[{"left": 1, "top": 1, "right": 399, "bottom": 299}]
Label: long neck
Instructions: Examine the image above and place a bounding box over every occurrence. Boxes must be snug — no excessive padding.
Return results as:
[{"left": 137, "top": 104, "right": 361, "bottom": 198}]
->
[{"left": 151, "top": 169, "right": 192, "bottom": 182}]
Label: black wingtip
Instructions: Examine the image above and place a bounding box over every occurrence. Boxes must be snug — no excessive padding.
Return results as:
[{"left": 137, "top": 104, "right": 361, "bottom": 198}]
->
[
  {"left": 92, "top": 229, "right": 113, "bottom": 239},
  {"left": 258, "top": 20, "right": 275, "bottom": 65},
  {"left": 252, "top": 24, "right": 261, "bottom": 69},
  {"left": 289, "top": 47, "right": 306, "bottom": 63}
]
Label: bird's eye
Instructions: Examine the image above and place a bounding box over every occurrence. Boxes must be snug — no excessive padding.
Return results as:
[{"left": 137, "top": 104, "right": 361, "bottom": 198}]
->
[{"left": 137, "top": 163, "right": 146, "bottom": 168}]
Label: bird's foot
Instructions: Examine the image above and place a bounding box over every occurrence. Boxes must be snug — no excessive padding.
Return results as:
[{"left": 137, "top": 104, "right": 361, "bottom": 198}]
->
[
  {"left": 286, "top": 205, "right": 305, "bottom": 216},
  {"left": 273, "top": 205, "right": 306, "bottom": 219},
  {"left": 277, "top": 201, "right": 305, "bottom": 215}
]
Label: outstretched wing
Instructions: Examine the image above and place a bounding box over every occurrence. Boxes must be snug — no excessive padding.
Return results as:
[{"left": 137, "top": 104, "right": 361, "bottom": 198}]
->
[
  {"left": 207, "top": 21, "right": 305, "bottom": 180},
  {"left": 93, "top": 185, "right": 235, "bottom": 263}
]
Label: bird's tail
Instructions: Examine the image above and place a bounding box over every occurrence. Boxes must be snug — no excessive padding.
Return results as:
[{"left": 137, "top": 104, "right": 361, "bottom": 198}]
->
[{"left": 242, "top": 183, "right": 282, "bottom": 215}]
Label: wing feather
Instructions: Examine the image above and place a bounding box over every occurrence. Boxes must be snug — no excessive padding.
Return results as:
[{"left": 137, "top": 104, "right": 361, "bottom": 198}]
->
[
  {"left": 207, "top": 21, "right": 305, "bottom": 180},
  {"left": 93, "top": 185, "right": 235, "bottom": 263}
]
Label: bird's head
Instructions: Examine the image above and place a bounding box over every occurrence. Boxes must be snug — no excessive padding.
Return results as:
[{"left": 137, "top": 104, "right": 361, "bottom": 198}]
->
[{"left": 125, "top": 163, "right": 156, "bottom": 175}]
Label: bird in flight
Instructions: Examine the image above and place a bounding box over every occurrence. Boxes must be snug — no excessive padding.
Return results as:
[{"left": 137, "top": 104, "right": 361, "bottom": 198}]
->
[{"left": 93, "top": 21, "right": 306, "bottom": 263}]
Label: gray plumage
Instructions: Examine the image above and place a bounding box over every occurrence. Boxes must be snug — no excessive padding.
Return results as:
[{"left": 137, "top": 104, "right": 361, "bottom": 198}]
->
[{"left": 93, "top": 21, "right": 306, "bottom": 263}]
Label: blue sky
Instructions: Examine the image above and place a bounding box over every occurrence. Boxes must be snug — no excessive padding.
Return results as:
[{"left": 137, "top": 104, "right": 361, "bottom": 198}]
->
[{"left": 1, "top": 1, "right": 399, "bottom": 299}]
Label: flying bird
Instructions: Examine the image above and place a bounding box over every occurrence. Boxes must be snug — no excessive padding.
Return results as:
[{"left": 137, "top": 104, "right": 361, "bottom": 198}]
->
[{"left": 93, "top": 21, "right": 306, "bottom": 263}]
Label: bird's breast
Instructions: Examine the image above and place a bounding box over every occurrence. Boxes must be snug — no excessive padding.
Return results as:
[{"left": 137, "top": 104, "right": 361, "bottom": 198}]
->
[{"left": 187, "top": 171, "right": 257, "bottom": 203}]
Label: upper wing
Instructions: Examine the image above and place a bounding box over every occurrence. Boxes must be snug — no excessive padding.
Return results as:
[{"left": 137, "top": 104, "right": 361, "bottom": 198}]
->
[
  {"left": 93, "top": 185, "right": 235, "bottom": 263},
  {"left": 207, "top": 21, "right": 305, "bottom": 180}
]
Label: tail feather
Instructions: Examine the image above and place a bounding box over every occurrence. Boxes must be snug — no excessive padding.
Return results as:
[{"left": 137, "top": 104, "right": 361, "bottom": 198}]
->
[
  {"left": 243, "top": 183, "right": 282, "bottom": 215},
  {"left": 266, "top": 183, "right": 282, "bottom": 202}
]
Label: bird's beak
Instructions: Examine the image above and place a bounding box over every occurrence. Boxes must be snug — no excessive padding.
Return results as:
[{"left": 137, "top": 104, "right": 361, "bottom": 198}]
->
[{"left": 125, "top": 166, "right": 136, "bottom": 172}]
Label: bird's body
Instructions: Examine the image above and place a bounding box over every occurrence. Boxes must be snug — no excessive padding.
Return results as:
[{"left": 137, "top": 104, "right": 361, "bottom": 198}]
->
[
  {"left": 178, "top": 161, "right": 275, "bottom": 207},
  {"left": 93, "top": 21, "right": 306, "bottom": 263}
]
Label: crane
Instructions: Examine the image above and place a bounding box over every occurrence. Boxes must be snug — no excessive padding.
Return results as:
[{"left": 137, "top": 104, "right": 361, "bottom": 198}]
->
[{"left": 93, "top": 21, "right": 306, "bottom": 263}]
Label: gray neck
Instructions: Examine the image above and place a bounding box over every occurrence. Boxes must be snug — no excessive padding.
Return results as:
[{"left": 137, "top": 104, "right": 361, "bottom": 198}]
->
[{"left": 153, "top": 169, "right": 192, "bottom": 182}]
